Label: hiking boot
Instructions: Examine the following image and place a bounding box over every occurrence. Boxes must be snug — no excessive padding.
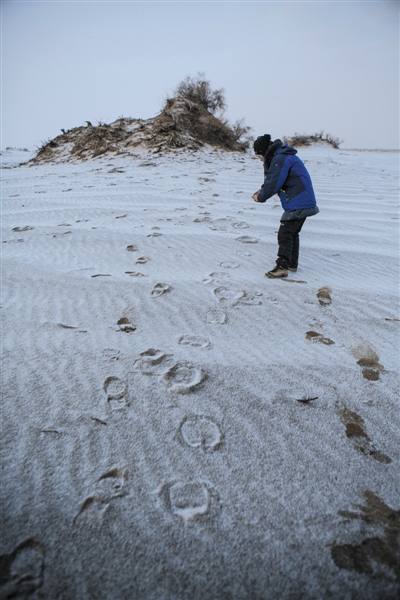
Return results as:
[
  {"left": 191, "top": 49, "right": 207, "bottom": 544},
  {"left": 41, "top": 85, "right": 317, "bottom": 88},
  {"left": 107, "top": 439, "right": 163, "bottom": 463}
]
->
[
  {"left": 288, "top": 267, "right": 297, "bottom": 272},
  {"left": 265, "top": 265, "right": 288, "bottom": 278}
]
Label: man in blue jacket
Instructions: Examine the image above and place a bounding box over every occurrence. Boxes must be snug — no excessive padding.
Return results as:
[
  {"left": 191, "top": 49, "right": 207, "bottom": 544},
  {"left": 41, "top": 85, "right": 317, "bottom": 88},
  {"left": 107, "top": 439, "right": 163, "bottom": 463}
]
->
[{"left": 252, "top": 134, "right": 319, "bottom": 278}]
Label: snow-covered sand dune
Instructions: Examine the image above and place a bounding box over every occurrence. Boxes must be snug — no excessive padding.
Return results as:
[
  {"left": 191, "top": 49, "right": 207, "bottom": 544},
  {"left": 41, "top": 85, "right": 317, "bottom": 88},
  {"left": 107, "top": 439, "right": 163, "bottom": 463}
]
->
[{"left": 1, "top": 146, "right": 399, "bottom": 599}]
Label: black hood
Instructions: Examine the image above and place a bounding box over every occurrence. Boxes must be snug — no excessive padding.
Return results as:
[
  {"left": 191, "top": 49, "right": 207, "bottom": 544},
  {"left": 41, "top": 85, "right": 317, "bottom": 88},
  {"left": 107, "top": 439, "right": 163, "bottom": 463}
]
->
[
  {"left": 264, "top": 140, "right": 297, "bottom": 168},
  {"left": 263, "top": 139, "right": 283, "bottom": 168}
]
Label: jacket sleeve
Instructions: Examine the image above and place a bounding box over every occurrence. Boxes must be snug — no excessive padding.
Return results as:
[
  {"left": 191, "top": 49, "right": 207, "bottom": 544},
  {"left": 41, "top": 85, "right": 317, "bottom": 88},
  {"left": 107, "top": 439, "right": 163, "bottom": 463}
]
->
[{"left": 257, "top": 155, "right": 292, "bottom": 203}]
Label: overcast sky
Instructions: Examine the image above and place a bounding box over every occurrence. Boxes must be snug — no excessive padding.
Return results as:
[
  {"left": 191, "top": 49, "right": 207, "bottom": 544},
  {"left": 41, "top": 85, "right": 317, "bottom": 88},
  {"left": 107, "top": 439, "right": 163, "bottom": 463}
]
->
[{"left": 2, "top": 0, "right": 399, "bottom": 151}]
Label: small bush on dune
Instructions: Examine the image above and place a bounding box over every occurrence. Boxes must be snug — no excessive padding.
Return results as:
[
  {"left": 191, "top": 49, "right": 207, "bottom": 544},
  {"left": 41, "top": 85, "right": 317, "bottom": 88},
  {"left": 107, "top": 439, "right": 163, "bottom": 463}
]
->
[
  {"left": 174, "top": 73, "right": 226, "bottom": 115},
  {"left": 283, "top": 131, "right": 343, "bottom": 149}
]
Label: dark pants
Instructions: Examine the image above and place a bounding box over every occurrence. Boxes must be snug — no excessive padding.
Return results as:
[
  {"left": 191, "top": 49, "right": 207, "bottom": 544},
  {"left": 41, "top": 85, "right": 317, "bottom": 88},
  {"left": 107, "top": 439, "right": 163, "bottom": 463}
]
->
[{"left": 276, "top": 218, "right": 306, "bottom": 269}]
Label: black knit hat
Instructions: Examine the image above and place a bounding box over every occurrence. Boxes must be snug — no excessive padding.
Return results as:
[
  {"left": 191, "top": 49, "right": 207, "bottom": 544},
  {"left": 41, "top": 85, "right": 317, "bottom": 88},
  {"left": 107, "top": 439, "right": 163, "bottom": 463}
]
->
[{"left": 253, "top": 134, "right": 272, "bottom": 156}]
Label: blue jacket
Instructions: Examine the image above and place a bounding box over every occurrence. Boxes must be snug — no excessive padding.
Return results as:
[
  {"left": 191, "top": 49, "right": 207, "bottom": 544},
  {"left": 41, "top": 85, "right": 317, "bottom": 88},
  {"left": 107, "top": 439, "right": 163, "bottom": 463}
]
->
[{"left": 257, "top": 143, "right": 317, "bottom": 213}]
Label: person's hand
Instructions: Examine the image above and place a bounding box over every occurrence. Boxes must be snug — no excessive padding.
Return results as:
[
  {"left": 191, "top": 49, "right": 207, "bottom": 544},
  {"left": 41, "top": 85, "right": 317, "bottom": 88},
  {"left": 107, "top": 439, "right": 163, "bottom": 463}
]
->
[{"left": 252, "top": 190, "right": 260, "bottom": 202}]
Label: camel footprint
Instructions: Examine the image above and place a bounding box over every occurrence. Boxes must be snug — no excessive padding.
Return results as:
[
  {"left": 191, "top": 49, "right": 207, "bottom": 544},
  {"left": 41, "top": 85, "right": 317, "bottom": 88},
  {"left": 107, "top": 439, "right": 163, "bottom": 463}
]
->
[
  {"left": 202, "top": 272, "right": 230, "bottom": 286},
  {"left": 178, "top": 335, "right": 211, "bottom": 349},
  {"left": 213, "top": 286, "right": 245, "bottom": 305},
  {"left": 134, "top": 348, "right": 175, "bottom": 375},
  {"left": 162, "top": 361, "right": 206, "bottom": 394},
  {"left": 213, "top": 287, "right": 261, "bottom": 308},
  {"left": 159, "top": 481, "right": 220, "bottom": 523},
  {"left": 0, "top": 539, "right": 44, "bottom": 599},
  {"left": 104, "top": 377, "right": 128, "bottom": 409},
  {"left": 232, "top": 221, "right": 249, "bottom": 229},
  {"left": 236, "top": 235, "right": 258, "bottom": 244},
  {"left": 102, "top": 348, "right": 120, "bottom": 362},
  {"left": 206, "top": 309, "right": 227, "bottom": 324},
  {"left": 178, "top": 415, "right": 223, "bottom": 450}
]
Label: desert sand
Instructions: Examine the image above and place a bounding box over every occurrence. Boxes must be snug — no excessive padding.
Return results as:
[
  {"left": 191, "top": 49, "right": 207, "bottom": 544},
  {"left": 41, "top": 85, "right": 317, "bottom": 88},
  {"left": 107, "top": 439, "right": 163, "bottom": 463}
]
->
[{"left": 1, "top": 145, "right": 399, "bottom": 599}]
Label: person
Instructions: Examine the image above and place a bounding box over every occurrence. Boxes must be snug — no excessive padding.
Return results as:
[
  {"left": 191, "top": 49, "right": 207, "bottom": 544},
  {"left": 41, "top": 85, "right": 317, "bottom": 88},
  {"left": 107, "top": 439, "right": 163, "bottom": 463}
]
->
[{"left": 252, "top": 134, "right": 319, "bottom": 278}]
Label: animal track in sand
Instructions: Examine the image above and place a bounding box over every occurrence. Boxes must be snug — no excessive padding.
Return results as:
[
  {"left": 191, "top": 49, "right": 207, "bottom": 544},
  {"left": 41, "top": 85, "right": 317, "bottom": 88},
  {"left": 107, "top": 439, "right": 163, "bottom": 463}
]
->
[
  {"left": 305, "top": 331, "right": 335, "bottom": 345},
  {"left": 236, "top": 235, "right": 258, "bottom": 243},
  {"left": 169, "top": 482, "right": 209, "bottom": 521},
  {"left": 203, "top": 272, "right": 230, "bottom": 286},
  {"left": 94, "top": 467, "right": 127, "bottom": 501},
  {"left": 0, "top": 539, "right": 44, "bottom": 599},
  {"left": 220, "top": 261, "right": 239, "bottom": 269},
  {"left": 178, "top": 335, "right": 211, "bottom": 349},
  {"left": 102, "top": 348, "right": 120, "bottom": 361},
  {"left": 126, "top": 244, "right": 138, "bottom": 252},
  {"left": 125, "top": 271, "right": 146, "bottom": 278},
  {"left": 239, "top": 292, "right": 263, "bottom": 306},
  {"left": 206, "top": 309, "right": 227, "bottom": 324},
  {"left": 162, "top": 361, "right": 206, "bottom": 393},
  {"left": 74, "top": 468, "right": 127, "bottom": 526},
  {"left": 160, "top": 481, "right": 218, "bottom": 523},
  {"left": 179, "top": 415, "right": 222, "bottom": 450},
  {"left": 351, "top": 343, "right": 385, "bottom": 381},
  {"left": 147, "top": 232, "right": 162, "bottom": 237},
  {"left": 340, "top": 407, "right": 391, "bottom": 463},
  {"left": 136, "top": 256, "right": 149, "bottom": 264},
  {"left": 317, "top": 286, "right": 332, "bottom": 306},
  {"left": 104, "top": 377, "right": 128, "bottom": 409},
  {"left": 213, "top": 286, "right": 245, "bottom": 304},
  {"left": 53, "top": 230, "right": 72, "bottom": 238},
  {"left": 231, "top": 221, "right": 249, "bottom": 229},
  {"left": 12, "top": 226, "right": 33, "bottom": 232},
  {"left": 117, "top": 317, "right": 136, "bottom": 333},
  {"left": 194, "top": 216, "right": 212, "bottom": 223},
  {"left": 151, "top": 283, "right": 171, "bottom": 297},
  {"left": 91, "top": 273, "right": 111, "bottom": 278},
  {"left": 135, "top": 348, "right": 175, "bottom": 375},
  {"left": 236, "top": 250, "right": 252, "bottom": 257}
]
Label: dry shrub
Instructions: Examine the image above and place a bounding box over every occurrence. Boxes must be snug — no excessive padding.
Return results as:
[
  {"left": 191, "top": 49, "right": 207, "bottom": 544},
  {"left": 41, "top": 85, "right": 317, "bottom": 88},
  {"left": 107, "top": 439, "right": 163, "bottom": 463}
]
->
[
  {"left": 174, "top": 73, "right": 226, "bottom": 115},
  {"left": 283, "top": 131, "right": 343, "bottom": 149}
]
